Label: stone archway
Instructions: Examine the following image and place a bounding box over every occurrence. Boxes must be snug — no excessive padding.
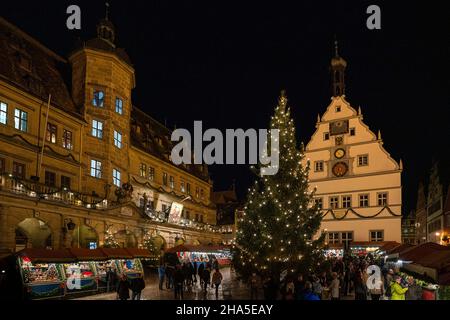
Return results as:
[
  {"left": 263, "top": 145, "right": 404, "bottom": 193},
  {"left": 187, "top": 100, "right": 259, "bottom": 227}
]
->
[
  {"left": 16, "top": 218, "right": 53, "bottom": 251},
  {"left": 71, "top": 225, "right": 98, "bottom": 249},
  {"left": 115, "top": 230, "right": 137, "bottom": 248}
]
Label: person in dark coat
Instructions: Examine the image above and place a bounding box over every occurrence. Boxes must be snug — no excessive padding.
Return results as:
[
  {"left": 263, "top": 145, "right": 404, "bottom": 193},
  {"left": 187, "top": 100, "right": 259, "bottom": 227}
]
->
[
  {"left": 202, "top": 267, "right": 211, "bottom": 293},
  {"left": 165, "top": 265, "right": 174, "bottom": 289},
  {"left": 174, "top": 264, "right": 185, "bottom": 300},
  {"left": 130, "top": 276, "right": 146, "bottom": 300},
  {"left": 192, "top": 260, "right": 198, "bottom": 283},
  {"left": 117, "top": 274, "right": 130, "bottom": 300},
  {"left": 106, "top": 267, "right": 117, "bottom": 292},
  {"left": 198, "top": 261, "right": 205, "bottom": 287}
]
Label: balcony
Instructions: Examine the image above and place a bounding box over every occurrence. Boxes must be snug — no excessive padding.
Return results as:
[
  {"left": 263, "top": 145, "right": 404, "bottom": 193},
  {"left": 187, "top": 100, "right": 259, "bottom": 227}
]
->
[{"left": 0, "top": 173, "right": 108, "bottom": 209}]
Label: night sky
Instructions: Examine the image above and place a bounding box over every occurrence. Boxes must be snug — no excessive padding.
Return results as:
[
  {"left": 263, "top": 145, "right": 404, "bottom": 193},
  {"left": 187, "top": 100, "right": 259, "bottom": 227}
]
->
[{"left": 2, "top": 1, "right": 450, "bottom": 214}]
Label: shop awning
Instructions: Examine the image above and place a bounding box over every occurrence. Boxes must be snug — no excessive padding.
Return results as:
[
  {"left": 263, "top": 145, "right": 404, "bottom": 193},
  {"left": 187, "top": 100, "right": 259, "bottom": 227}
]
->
[
  {"left": 68, "top": 248, "right": 108, "bottom": 261},
  {"left": 125, "top": 248, "right": 152, "bottom": 258},
  {"left": 17, "top": 248, "right": 77, "bottom": 263},
  {"left": 166, "top": 244, "right": 230, "bottom": 253},
  {"left": 99, "top": 248, "right": 133, "bottom": 259},
  {"left": 399, "top": 242, "right": 450, "bottom": 263}
]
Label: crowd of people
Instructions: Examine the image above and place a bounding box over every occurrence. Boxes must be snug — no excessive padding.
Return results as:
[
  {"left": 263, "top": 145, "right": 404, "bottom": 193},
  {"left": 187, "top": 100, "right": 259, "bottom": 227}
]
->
[
  {"left": 248, "top": 254, "right": 424, "bottom": 300},
  {"left": 158, "top": 257, "right": 224, "bottom": 299}
]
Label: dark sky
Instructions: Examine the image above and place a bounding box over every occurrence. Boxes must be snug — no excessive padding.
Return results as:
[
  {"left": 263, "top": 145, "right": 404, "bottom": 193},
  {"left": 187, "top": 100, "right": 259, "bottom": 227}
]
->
[{"left": 2, "top": 1, "right": 450, "bottom": 214}]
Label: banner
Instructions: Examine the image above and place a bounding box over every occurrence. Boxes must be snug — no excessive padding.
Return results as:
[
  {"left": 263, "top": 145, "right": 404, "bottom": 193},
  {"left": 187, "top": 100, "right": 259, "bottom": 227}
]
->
[{"left": 168, "top": 202, "right": 183, "bottom": 224}]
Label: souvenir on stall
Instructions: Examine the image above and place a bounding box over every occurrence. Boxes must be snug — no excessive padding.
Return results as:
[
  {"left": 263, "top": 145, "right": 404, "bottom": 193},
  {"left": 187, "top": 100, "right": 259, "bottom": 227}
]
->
[
  {"left": 18, "top": 256, "right": 65, "bottom": 300},
  {"left": 115, "top": 258, "right": 143, "bottom": 279},
  {"left": 62, "top": 262, "right": 98, "bottom": 294}
]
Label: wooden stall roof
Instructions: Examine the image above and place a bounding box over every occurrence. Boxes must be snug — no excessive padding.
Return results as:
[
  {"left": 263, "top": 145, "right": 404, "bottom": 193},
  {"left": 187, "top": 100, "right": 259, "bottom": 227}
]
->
[
  {"left": 166, "top": 244, "right": 230, "bottom": 253},
  {"left": 400, "top": 242, "right": 450, "bottom": 263},
  {"left": 17, "top": 248, "right": 76, "bottom": 263},
  {"left": 125, "top": 248, "right": 152, "bottom": 258},
  {"left": 68, "top": 248, "right": 108, "bottom": 261},
  {"left": 99, "top": 248, "right": 133, "bottom": 259}
]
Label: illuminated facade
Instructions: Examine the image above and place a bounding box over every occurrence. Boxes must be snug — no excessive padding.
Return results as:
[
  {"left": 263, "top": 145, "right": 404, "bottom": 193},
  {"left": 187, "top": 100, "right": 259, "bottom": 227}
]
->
[
  {"left": 305, "top": 44, "right": 402, "bottom": 246},
  {"left": 0, "top": 17, "right": 224, "bottom": 257}
]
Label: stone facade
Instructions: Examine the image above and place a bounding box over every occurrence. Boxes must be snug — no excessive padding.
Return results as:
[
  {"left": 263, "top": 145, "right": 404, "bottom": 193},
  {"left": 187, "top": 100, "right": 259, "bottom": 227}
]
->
[{"left": 0, "top": 17, "right": 224, "bottom": 257}]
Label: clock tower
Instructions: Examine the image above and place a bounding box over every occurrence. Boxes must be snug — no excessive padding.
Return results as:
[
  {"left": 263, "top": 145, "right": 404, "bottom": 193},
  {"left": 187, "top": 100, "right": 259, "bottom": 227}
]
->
[{"left": 303, "top": 47, "right": 402, "bottom": 250}]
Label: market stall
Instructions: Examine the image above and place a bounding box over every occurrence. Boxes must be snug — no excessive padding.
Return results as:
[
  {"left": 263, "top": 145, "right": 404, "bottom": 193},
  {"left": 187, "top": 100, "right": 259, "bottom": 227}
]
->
[
  {"left": 100, "top": 248, "right": 144, "bottom": 279},
  {"left": 17, "top": 248, "right": 75, "bottom": 300},
  {"left": 166, "top": 244, "right": 232, "bottom": 266}
]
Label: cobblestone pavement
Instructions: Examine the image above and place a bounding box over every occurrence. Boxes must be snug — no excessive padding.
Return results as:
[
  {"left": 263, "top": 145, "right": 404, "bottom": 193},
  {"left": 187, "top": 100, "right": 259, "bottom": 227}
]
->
[
  {"left": 76, "top": 267, "right": 255, "bottom": 300},
  {"left": 75, "top": 267, "right": 356, "bottom": 300}
]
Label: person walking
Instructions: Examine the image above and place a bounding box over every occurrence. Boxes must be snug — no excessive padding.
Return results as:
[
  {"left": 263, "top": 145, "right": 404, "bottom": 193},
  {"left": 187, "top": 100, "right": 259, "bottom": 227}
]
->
[
  {"left": 131, "top": 276, "right": 146, "bottom": 300},
  {"left": 198, "top": 261, "right": 205, "bottom": 287},
  {"left": 250, "top": 272, "right": 259, "bottom": 300},
  {"left": 116, "top": 274, "right": 130, "bottom": 300},
  {"left": 165, "top": 264, "right": 174, "bottom": 289},
  {"left": 354, "top": 270, "right": 367, "bottom": 300},
  {"left": 405, "top": 276, "right": 422, "bottom": 300},
  {"left": 294, "top": 274, "right": 306, "bottom": 300},
  {"left": 158, "top": 264, "right": 165, "bottom": 290},
  {"left": 390, "top": 276, "right": 408, "bottom": 300},
  {"left": 202, "top": 266, "right": 211, "bottom": 293},
  {"left": 329, "top": 272, "right": 340, "bottom": 301},
  {"left": 106, "top": 267, "right": 117, "bottom": 293},
  {"left": 212, "top": 268, "right": 223, "bottom": 299},
  {"left": 174, "top": 264, "right": 184, "bottom": 300},
  {"left": 368, "top": 274, "right": 384, "bottom": 301},
  {"left": 303, "top": 281, "right": 320, "bottom": 300}
]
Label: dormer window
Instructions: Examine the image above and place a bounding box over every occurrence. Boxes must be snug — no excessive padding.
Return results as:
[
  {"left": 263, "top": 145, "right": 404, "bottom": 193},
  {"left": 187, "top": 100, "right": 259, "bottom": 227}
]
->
[
  {"left": 336, "top": 106, "right": 341, "bottom": 112},
  {"left": 92, "top": 90, "right": 104, "bottom": 107}
]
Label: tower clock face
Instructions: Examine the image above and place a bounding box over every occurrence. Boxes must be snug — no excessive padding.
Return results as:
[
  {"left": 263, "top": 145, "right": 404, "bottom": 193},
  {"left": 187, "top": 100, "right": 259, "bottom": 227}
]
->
[
  {"left": 332, "top": 162, "right": 348, "bottom": 177},
  {"left": 334, "top": 148, "right": 345, "bottom": 159}
]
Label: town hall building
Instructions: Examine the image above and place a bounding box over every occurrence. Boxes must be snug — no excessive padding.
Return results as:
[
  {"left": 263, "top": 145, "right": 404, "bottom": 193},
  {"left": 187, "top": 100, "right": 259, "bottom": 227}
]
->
[{"left": 305, "top": 43, "right": 402, "bottom": 249}]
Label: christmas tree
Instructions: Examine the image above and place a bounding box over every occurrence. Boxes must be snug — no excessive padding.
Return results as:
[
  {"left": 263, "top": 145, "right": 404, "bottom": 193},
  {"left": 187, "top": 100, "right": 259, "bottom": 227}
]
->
[
  {"left": 233, "top": 91, "right": 325, "bottom": 281},
  {"left": 103, "top": 227, "right": 119, "bottom": 248}
]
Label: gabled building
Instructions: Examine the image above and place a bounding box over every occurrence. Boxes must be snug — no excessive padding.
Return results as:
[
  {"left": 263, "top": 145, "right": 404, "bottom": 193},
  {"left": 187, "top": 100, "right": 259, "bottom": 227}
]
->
[
  {"left": 305, "top": 42, "right": 402, "bottom": 248},
  {"left": 0, "top": 16, "right": 222, "bottom": 257}
]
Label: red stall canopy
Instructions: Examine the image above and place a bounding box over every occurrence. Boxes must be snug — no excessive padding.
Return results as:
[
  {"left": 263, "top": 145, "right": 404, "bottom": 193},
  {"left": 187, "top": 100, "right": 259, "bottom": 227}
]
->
[
  {"left": 17, "top": 248, "right": 76, "bottom": 263},
  {"left": 125, "top": 248, "right": 152, "bottom": 258},
  {"left": 68, "top": 248, "right": 108, "bottom": 261},
  {"left": 166, "top": 244, "right": 229, "bottom": 253}
]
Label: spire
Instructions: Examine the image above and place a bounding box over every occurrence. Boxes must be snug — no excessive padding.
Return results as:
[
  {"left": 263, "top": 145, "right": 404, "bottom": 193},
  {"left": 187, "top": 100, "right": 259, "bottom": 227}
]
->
[
  {"left": 377, "top": 130, "right": 382, "bottom": 140},
  {"left": 399, "top": 159, "right": 403, "bottom": 170},
  {"left": 96, "top": 3, "right": 115, "bottom": 47},
  {"left": 105, "top": 2, "right": 110, "bottom": 20},
  {"left": 317, "top": 114, "right": 321, "bottom": 123},
  {"left": 358, "top": 106, "right": 362, "bottom": 115},
  {"left": 330, "top": 38, "right": 347, "bottom": 97}
]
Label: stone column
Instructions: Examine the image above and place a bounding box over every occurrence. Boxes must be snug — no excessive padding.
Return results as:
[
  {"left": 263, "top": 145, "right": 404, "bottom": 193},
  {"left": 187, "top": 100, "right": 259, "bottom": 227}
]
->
[{"left": 0, "top": 205, "right": 15, "bottom": 257}]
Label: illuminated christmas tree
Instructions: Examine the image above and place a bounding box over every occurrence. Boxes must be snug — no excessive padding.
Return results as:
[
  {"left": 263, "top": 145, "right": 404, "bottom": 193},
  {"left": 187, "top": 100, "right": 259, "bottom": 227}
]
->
[
  {"left": 233, "top": 91, "right": 325, "bottom": 281},
  {"left": 103, "top": 226, "right": 119, "bottom": 248}
]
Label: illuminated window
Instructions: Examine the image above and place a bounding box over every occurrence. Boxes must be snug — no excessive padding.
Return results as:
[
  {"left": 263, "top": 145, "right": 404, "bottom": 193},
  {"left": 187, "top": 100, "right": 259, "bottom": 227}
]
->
[
  {"left": 0, "top": 102, "right": 7, "bottom": 124},
  {"left": 114, "top": 130, "right": 122, "bottom": 148},
  {"left": 14, "top": 108, "right": 27, "bottom": 132},
  {"left": 113, "top": 169, "right": 121, "bottom": 187},
  {"left": 90, "top": 160, "right": 102, "bottom": 178},
  {"left": 186, "top": 183, "right": 191, "bottom": 195},
  {"left": 115, "top": 97, "right": 123, "bottom": 114},
  {"left": 377, "top": 192, "right": 388, "bottom": 206},
  {"left": 195, "top": 187, "right": 200, "bottom": 198},
  {"left": 314, "top": 161, "right": 324, "bottom": 172},
  {"left": 180, "top": 181, "right": 185, "bottom": 193},
  {"left": 46, "top": 123, "right": 57, "bottom": 144},
  {"left": 139, "top": 163, "right": 146, "bottom": 177},
  {"left": 148, "top": 167, "right": 155, "bottom": 181},
  {"left": 92, "top": 120, "right": 103, "bottom": 138},
  {"left": 92, "top": 90, "right": 104, "bottom": 107},
  {"left": 163, "top": 172, "right": 168, "bottom": 186},
  {"left": 62, "top": 129, "right": 73, "bottom": 149}
]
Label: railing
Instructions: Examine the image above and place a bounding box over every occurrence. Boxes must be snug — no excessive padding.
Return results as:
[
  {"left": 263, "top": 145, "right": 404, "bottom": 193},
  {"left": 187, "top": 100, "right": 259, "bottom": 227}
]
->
[
  {"left": 142, "top": 206, "right": 234, "bottom": 234},
  {"left": 0, "top": 174, "right": 108, "bottom": 209}
]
